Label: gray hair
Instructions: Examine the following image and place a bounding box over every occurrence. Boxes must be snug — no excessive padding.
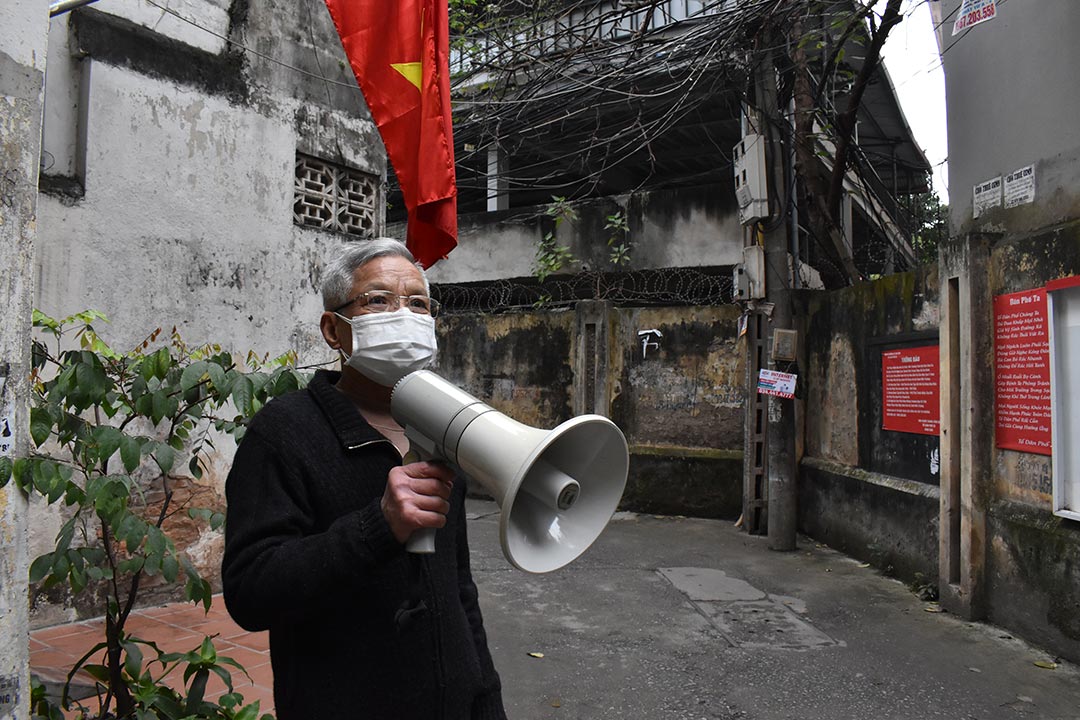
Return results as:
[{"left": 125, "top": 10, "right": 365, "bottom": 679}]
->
[{"left": 320, "top": 238, "right": 430, "bottom": 311}]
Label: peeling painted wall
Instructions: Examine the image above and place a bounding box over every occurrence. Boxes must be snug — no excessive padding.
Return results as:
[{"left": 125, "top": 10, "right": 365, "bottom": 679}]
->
[
  {"left": 433, "top": 311, "right": 576, "bottom": 429},
  {"left": 610, "top": 306, "right": 744, "bottom": 450},
  {"left": 801, "top": 265, "right": 941, "bottom": 483},
  {"left": 1, "top": 1, "right": 48, "bottom": 715},
  {"left": 432, "top": 303, "right": 745, "bottom": 518},
  {"left": 29, "top": 0, "right": 383, "bottom": 625},
  {"left": 980, "top": 224, "right": 1080, "bottom": 658},
  {"left": 426, "top": 184, "right": 743, "bottom": 284},
  {"left": 432, "top": 302, "right": 751, "bottom": 518},
  {"left": 797, "top": 266, "right": 942, "bottom": 586}
]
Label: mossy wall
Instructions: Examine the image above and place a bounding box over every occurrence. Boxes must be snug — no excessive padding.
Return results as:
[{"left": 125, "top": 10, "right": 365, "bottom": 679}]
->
[
  {"left": 981, "top": 222, "right": 1080, "bottom": 660},
  {"left": 800, "top": 264, "right": 941, "bottom": 483},
  {"left": 435, "top": 304, "right": 745, "bottom": 519}
]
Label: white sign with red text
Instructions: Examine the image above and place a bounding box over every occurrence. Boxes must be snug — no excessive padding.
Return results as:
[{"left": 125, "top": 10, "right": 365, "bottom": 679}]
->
[
  {"left": 757, "top": 369, "right": 797, "bottom": 400},
  {"left": 953, "top": 0, "right": 996, "bottom": 36}
]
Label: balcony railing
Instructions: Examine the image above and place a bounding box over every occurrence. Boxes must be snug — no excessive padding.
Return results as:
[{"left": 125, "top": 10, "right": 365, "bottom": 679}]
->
[{"left": 451, "top": 0, "right": 740, "bottom": 78}]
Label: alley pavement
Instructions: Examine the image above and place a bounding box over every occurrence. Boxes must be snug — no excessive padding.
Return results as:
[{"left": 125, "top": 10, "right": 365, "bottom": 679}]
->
[{"left": 32, "top": 500, "right": 1080, "bottom": 719}]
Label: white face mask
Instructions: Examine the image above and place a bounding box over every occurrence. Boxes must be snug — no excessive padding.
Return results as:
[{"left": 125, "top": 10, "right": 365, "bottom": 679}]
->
[{"left": 337, "top": 308, "right": 438, "bottom": 387}]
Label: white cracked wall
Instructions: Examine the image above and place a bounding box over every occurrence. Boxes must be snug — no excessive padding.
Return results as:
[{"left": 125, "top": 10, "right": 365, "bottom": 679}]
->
[{"left": 30, "top": 3, "right": 382, "bottom": 624}]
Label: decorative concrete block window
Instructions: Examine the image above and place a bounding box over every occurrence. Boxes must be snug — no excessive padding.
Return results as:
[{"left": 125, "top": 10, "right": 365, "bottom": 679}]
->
[
  {"left": 293, "top": 154, "right": 378, "bottom": 238},
  {"left": 1049, "top": 276, "right": 1080, "bottom": 520}
]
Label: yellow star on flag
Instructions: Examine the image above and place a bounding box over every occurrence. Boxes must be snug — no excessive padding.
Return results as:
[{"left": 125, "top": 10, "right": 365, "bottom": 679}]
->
[{"left": 391, "top": 62, "right": 422, "bottom": 91}]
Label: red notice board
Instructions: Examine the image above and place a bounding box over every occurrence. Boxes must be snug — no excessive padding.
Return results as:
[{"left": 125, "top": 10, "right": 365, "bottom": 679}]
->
[
  {"left": 882, "top": 345, "right": 940, "bottom": 435},
  {"left": 994, "top": 288, "right": 1052, "bottom": 455}
]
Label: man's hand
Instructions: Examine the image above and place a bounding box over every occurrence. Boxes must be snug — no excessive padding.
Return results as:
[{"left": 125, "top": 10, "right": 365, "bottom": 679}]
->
[{"left": 381, "top": 461, "right": 455, "bottom": 545}]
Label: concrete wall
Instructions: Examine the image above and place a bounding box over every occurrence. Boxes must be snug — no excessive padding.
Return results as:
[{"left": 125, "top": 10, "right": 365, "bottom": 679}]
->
[
  {"left": 29, "top": 0, "right": 384, "bottom": 625},
  {"left": 425, "top": 184, "right": 744, "bottom": 284},
  {"left": 940, "top": 0, "right": 1080, "bottom": 662},
  {"left": 982, "top": 224, "right": 1080, "bottom": 658},
  {"left": 797, "top": 266, "right": 942, "bottom": 584},
  {"left": 433, "top": 302, "right": 745, "bottom": 519},
  {"left": 942, "top": 0, "right": 1080, "bottom": 236},
  {"left": 0, "top": 1, "right": 48, "bottom": 715}
]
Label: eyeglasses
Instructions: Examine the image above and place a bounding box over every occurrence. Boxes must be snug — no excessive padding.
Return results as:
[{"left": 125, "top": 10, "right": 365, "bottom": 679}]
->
[{"left": 333, "top": 290, "right": 440, "bottom": 317}]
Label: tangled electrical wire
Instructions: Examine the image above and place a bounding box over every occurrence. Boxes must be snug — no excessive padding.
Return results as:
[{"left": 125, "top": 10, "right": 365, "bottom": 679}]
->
[
  {"left": 383, "top": 0, "right": 934, "bottom": 288},
  {"left": 415, "top": 0, "right": 790, "bottom": 212}
]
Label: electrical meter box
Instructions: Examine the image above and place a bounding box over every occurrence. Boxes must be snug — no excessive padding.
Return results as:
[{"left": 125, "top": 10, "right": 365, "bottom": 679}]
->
[
  {"left": 732, "top": 244, "right": 765, "bottom": 301},
  {"left": 733, "top": 134, "right": 768, "bottom": 225}
]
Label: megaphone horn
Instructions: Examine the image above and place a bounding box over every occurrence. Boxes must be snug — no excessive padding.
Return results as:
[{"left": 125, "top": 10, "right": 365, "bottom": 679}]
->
[{"left": 390, "top": 370, "right": 629, "bottom": 573}]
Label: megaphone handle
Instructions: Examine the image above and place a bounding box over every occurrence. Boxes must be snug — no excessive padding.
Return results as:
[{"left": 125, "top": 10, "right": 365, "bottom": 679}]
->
[{"left": 403, "top": 446, "right": 438, "bottom": 555}]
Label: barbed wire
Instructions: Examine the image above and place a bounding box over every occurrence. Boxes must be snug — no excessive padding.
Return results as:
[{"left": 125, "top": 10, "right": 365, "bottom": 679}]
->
[{"left": 432, "top": 266, "right": 735, "bottom": 315}]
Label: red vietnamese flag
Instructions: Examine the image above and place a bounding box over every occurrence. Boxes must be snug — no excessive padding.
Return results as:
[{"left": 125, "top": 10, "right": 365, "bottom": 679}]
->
[{"left": 324, "top": 0, "right": 457, "bottom": 268}]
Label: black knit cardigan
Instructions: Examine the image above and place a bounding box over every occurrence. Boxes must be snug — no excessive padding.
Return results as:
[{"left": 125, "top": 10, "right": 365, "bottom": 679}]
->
[{"left": 221, "top": 370, "right": 506, "bottom": 720}]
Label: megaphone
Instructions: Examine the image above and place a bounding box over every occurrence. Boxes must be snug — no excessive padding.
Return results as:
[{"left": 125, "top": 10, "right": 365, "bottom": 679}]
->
[{"left": 391, "top": 370, "right": 628, "bottom": 573}]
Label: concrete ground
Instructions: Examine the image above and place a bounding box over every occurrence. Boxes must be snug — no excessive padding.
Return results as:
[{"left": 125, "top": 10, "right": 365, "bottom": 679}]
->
[
  {"left": 469, "top": 501, "right": 1080, "bottom": 720},
  {"left": 31, "top": 500, "right": 1080, "bottom": 719}
]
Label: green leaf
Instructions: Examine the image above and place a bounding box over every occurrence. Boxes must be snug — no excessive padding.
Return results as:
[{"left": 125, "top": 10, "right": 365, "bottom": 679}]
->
[
  {"left": 0, "top": 457, "right": 11, "bottom": 488},
  {"left": 30, "top": 406, "right": 53, "bottom": 447},
  {"left": 188, "top": 455, "right": 203, "bottom": 480},
  {"left": 118, "top": 556, "right": 145, "bottom": 574},
  {"left": 153, "top": 347, "right": 173, "bottom": 380},
  {"left": 46, "top": 463, "right": 71, "bottom": 504},
  {"left": 11, "top": 458, "right": 29, "bottom": 491},
  {"left": 162, "top": 554, "right": 179, "bottom": 583},
  {"left": 117, "top": 514, "right": 147, "bottom": 553},
  {"left": 93, "top": 425, "right": 123, "bottom": 465},
  {"left": 134, "top": 393, "right": 153, "bottom": 420},
  {"left": 187, "top": 508, "right": 212, "bottom": 522},
  {"left": 199, "top": 636, "right": 217, "bottom": 664},
  {"left": 248, "top": 372, "right": 269, "bottom": 397},
  {"left": 55, "top": 517, "right": 77, "bottom": 554},
  {"left": 185, "top": 668, "right": 209, "bottom": 714},
  {"left": 32, "top": 309, "right": 61, "bottom": 333},
  {"left": 120, "top": 434, "right": 143, "bottom": 473},
  {"left": 29, "top": 553, "right": 54, "bottom": 583},
  {"left": 207, "top": 362, "right": 228, "bottom": 395},
  {"left": 81, "top": 664, "right": 111, "bottom": 683},
  {"left": 122, "top": 639, "right": 144, "bottom": 679},
  {"left": 273, "top": 370, "right": 301, "bottom": 395},
  {"left": 230, "top": 375, "right": 253, "bottom": 417},
  {"left": 70, "top": 558, "right": 87, "bottom": 594},
  {"left": 180, "top": 361, "right": 208, "bottom": 393},
  {"left": 152, "top": 442, "right": 176, "bottom": 474},
  {"left": 150, "top": 391, "right": 170, "bottom": 427}
]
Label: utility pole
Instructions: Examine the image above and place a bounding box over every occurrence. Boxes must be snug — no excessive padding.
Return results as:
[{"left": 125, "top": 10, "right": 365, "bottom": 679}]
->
[
  {"left": 0, "top": 4, "right": 48, "bottom": 717},
  {"left": 755, "top": 37, "right": 798, "bottom": 552}
]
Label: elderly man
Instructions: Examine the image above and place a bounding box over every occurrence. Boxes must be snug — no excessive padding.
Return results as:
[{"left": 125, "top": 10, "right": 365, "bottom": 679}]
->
[{"left": 222, "top": 238, "right": 507, "bottom": 720}]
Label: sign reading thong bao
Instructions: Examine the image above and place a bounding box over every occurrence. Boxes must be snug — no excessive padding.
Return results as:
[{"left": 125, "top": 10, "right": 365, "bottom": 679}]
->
[
  {"left": 994, "top": 288, "right": 1052, "bottom": 455},
  {"left": 882, "top": 345, "right": 940, "bottom": 435}
]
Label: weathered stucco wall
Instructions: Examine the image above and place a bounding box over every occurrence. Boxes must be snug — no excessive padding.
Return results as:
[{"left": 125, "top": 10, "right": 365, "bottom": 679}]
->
[
  {"left": 433, "top": 311, "right": 576, "bottom": 429},
  {"left": 981, "top": 223, "right": 1080, "bottom": 658},
  {"left": 611, "top": 305, "right": 745, "bottom": 519},
  {"left": 611, "top": 306, "right": 744, "bottom": 449},
  {"left": 29, "top": 0, "right": 383, "bottom": 626},
  {"left": 802, "top": 265, "right": 941, "bottom": 481},
  {"left": 432, "top": 303, "right": 745, "bottom": 519},
  {"left": 1, "top": 1, "right": 48, "bottom": 714},
  {"left": 798, "top": 265, "right": 942, "bottom": 584},
  {"left": 426, "top": 184, "right": 743, "bottom": 284}
]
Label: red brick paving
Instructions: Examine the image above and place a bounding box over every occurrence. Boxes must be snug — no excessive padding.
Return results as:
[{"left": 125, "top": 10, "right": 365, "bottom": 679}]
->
[{"left": 30, "top": 594, "right": 274, "bottom": 716}]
